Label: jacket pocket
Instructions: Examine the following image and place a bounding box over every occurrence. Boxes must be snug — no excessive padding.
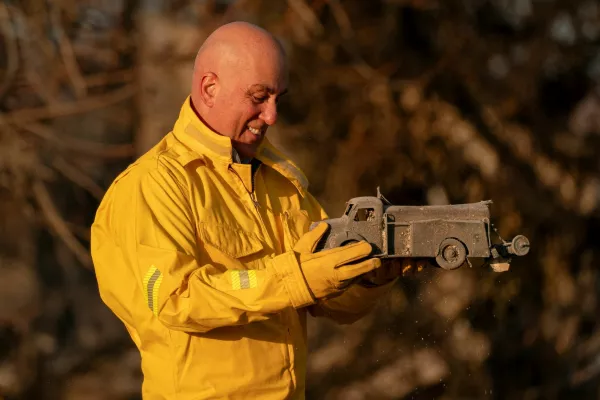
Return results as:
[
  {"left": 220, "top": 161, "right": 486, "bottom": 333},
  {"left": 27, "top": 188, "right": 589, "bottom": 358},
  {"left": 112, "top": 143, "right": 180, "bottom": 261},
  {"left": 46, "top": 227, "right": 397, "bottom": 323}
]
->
[
  {"left": 282, "top": 209, "right": 313, "bottom": 249},
  {"left": 197, "top": 222, "right": 264, "bottom": 259}
]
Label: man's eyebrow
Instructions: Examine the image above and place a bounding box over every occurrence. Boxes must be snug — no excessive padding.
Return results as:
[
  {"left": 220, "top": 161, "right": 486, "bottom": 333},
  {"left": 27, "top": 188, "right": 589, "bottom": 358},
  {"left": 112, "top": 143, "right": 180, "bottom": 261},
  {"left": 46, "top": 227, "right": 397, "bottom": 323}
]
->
[{"left": 249, "top": 84, "right": 288, "bottom": 95}]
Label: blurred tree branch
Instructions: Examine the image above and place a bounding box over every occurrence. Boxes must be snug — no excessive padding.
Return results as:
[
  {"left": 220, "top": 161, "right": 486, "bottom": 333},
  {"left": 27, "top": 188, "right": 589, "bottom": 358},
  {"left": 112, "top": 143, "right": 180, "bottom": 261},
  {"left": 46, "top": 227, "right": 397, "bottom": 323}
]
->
[{"left": 0, "top": 0, "right": 599, "bottom": 398}]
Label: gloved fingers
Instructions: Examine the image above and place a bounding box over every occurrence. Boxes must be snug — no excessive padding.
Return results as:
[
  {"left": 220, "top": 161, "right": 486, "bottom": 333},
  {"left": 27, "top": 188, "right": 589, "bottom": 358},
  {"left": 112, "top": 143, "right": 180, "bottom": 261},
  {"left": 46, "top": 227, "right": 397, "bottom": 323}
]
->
[
  {"left": 294, "top": 222, "right": 329, "bottom": 253},
  {"left": 325, "top": 241, "right": 374, "bottom": 266},
  {"left": 369, "top": 258, "right": 422, "bottom": 281},
  {"left": 305, "top": 240, "right": 373, "bottom": 264},
  {"left": 335, "top": 258, "right": 381, "bottom": 281},
  {"left": 360, "top": 262, "right": 396, "bottom": 285}
]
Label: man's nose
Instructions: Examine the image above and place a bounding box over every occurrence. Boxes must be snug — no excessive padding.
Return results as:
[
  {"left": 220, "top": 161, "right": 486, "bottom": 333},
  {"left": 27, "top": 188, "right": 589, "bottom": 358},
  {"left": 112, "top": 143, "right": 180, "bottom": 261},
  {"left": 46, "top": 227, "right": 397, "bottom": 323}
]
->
[{"left": 260, "top": 101, "right": 278, "bottom": 126}]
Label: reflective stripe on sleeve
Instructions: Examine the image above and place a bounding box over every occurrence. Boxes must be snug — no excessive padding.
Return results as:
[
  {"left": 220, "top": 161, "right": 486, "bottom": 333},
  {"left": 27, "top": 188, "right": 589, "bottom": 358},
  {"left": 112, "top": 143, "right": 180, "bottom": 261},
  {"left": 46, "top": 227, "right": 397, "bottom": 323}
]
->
[
  {"left": 143, "top": 265, "right": 163, "bottom": 316},
  {"left": 231, "top": 270, "right": 257, "bottom": 290}
]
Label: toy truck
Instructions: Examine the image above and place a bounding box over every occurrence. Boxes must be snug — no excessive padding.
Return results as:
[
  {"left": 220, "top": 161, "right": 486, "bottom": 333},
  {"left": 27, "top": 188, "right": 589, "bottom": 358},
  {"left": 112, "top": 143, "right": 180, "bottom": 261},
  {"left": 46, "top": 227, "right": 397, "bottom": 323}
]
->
[{"left": 311, "top": 190, "right": 530, "bottom": 271}]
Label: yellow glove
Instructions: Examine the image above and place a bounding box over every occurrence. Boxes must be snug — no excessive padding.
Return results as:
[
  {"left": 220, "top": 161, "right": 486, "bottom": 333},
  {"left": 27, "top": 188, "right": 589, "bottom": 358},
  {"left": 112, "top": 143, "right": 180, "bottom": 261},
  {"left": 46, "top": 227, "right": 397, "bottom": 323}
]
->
[{"left": 287, "top": 222, "right": 381, "bottom": 299}]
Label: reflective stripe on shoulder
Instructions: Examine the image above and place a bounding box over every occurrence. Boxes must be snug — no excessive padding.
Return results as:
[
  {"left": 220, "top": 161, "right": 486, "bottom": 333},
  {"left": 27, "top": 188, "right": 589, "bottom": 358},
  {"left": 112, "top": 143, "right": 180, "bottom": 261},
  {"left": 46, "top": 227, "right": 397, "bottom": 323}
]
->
[
  {"left": 143, "top": 265, "right": 163, "bottom": 316},
  {"left": 259, "top": 146, "right": 308, "bottom": 194},
  {"left": 231, "top": 270, "right": 257, "bottom": 290}
]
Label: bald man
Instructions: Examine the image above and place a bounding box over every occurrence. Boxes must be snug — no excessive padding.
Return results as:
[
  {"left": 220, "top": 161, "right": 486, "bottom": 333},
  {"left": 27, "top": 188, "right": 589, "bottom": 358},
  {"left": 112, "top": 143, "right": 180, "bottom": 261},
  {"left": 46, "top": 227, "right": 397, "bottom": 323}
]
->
[
  {"left": 190, "top": 22, "right": 287, "bottom": 161},
  {"left": 91, "top": 22, "right": 407, "bottom": 399}
]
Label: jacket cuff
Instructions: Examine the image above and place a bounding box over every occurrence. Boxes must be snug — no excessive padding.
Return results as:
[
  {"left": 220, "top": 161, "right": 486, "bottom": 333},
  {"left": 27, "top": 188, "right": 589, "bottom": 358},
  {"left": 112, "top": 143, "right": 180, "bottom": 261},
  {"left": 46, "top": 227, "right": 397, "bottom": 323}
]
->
[{"left": 270, "top": 251, "right": 315, "bottom": 308}]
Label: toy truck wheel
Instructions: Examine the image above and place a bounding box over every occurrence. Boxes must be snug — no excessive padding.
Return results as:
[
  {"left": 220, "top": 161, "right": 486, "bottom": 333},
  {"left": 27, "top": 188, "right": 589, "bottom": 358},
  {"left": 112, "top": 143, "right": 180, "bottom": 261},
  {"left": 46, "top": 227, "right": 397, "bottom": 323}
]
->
[
  {"left": 509, "top": 235, "right": 530, "bottom": 256},
  {"left": 332, "top": 232, "right": 367, "bottom": 249},
  {"left": 436, "top": 238, "right": 467, "bottom": 270}
]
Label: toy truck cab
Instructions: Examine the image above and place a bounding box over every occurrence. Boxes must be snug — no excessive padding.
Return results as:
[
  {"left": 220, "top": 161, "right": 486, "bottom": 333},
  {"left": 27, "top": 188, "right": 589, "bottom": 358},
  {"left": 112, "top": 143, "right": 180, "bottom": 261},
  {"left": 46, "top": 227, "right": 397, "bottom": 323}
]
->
[
  {"left": 330, "top": 196, "right": 386, "bottom": 251},
  {"left": 314, "top": 196, "right": 502, "bottom": 270}
]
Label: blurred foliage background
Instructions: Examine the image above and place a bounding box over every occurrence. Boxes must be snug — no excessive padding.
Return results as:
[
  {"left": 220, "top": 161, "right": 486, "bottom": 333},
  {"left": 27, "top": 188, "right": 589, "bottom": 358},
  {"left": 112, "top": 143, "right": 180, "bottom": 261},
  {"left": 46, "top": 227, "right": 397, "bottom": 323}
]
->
[{"left": 1, "top": 0, "right": 599, "bottom": 398}]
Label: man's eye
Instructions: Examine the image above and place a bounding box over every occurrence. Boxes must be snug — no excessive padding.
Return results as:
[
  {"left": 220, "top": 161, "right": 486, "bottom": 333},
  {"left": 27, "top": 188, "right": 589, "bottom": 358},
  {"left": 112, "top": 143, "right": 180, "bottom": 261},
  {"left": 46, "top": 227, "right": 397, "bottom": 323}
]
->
[{"left": 252, "top": 95, "right": 268, "bottom": 103}]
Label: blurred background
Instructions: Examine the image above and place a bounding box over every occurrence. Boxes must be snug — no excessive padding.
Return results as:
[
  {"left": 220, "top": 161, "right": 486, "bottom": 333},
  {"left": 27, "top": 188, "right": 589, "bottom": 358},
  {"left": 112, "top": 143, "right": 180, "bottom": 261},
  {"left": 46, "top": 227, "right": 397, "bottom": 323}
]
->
[{"left": 0, "top": 0, "right": 599, "bottom": 399}]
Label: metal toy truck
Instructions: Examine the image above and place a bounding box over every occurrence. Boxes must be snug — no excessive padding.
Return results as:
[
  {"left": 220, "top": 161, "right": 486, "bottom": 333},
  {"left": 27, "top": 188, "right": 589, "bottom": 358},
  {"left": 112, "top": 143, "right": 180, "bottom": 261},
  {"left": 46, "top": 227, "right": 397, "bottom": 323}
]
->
[{"left": 311, "top": 189, "right": 530, "bottom": 271}]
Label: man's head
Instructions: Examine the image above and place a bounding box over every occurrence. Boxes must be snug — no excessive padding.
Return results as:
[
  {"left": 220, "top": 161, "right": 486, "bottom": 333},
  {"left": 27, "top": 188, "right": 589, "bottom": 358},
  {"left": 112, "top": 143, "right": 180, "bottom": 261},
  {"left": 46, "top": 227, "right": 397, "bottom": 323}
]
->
[{"left": 191, "top": 22, "right": 288, "bottom": 160}]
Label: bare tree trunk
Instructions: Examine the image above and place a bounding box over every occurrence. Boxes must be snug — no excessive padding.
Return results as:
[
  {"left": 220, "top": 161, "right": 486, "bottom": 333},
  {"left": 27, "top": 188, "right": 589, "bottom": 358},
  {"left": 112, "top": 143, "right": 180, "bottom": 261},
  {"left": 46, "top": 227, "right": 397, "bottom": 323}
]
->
[{"left": 134, "top": 1, "right": 208, "bottom": 155}]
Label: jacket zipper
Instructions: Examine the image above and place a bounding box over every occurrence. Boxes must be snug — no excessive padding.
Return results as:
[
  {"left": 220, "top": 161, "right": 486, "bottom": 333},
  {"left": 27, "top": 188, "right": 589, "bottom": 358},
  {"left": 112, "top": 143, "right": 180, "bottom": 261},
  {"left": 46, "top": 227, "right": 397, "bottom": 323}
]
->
[
  {"left": 249, "top": 166, "right": 267, "bottom": 229},
  {"left": 274, "top": 211, "right": 286, "bottom": 254},
  {"left": 249, "top": 191, "right": 267, "bottom": 229},
  {"left": 229, "top": 165, "right": 269, "bottom": 236},
  {"left": 245, "top": 167, "right": 293, "bottom": 371}
]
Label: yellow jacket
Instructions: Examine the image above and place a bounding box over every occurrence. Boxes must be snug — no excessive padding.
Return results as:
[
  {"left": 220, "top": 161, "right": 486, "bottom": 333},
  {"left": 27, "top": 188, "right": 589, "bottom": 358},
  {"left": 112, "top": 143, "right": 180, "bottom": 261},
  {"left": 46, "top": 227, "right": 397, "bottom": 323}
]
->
[{"left": 91, "top": 97, "right": 393, "bottom": 399}]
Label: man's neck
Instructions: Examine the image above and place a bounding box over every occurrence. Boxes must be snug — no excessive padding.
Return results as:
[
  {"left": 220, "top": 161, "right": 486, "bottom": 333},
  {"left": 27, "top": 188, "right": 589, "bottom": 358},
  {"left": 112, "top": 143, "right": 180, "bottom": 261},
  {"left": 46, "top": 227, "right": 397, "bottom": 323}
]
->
[
  {"left": 190, "top": 96, "right": 252, "bottom": 164},
  {"left": 232, "top": 147, "right": 252, "bottom": 164},
  {"left": 189, "top": 97, "right": 220, "bottom": 134}
]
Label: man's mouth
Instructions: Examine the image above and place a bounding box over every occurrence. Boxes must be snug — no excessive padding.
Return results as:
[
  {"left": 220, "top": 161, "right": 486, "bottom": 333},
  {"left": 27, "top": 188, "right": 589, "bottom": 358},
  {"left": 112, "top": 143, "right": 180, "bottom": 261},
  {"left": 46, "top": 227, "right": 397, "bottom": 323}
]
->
[
  {"left": 246, "top": 125, "right": 267, "bottom": 136},
  {"left": 248, "top": 126, "right": 261, "bottom": 136}
]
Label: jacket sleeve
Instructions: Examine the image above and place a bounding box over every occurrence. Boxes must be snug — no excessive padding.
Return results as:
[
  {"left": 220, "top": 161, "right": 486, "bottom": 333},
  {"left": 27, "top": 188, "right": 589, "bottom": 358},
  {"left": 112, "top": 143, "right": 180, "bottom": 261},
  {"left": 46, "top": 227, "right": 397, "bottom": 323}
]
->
[
  {"left": 302, "top": 192, "right": 395, "bottom": 324},
  {"left": 97, "top": 160, "right": 315, "bottom": 334}
]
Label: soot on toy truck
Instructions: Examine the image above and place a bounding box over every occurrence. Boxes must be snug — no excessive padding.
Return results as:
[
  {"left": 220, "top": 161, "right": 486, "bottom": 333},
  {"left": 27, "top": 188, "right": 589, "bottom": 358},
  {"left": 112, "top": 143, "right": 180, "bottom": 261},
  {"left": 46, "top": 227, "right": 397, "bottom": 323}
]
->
[{"left": 311, "top": 193, "right": 530, "bottom": 271}]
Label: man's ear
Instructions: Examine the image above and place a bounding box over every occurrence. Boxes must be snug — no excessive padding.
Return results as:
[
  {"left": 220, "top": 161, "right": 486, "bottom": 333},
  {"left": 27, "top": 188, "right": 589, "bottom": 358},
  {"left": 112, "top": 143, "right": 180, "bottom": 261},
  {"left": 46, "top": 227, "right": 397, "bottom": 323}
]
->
[{"left": 199, "top": 72, "right": 218, "bottom": 107}]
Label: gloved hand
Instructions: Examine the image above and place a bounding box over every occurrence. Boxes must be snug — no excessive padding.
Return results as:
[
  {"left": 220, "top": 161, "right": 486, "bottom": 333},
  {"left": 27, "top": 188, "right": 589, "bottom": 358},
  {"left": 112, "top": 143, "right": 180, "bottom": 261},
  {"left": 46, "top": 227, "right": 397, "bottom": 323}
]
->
[
  {"left": 288, "top": 222, "right": 381, "bottom": 299},
  {"left": 359, "top": 257, "right": 431, "bottom": 287}
]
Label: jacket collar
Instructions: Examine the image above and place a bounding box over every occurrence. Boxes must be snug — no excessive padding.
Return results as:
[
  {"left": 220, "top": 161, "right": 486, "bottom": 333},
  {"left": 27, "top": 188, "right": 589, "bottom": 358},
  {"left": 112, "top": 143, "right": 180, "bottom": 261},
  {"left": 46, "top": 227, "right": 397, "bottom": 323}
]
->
[
  {"left": 172, "top": 96, "right": 234, "bottom": 164},
  {"left": 172, "top": 96, "right": 308, "bottom": 197}
]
